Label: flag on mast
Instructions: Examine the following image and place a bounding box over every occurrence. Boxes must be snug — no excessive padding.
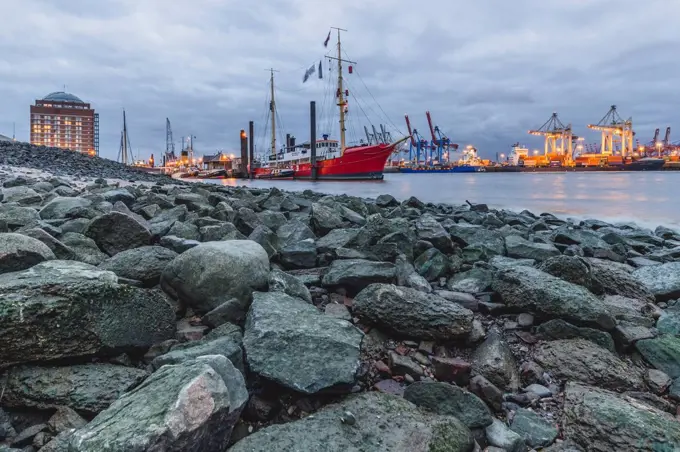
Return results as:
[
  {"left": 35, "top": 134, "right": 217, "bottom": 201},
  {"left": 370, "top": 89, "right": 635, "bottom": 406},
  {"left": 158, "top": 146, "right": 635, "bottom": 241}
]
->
[
  {"left": 318, "top": 60, "right": 322, "bottom": 79},
  {"left": 302, "top": 63, "right": 316, "bottom": 83},
  {"left": 323, "top": 30, "right": 331, "bottom": 47}
]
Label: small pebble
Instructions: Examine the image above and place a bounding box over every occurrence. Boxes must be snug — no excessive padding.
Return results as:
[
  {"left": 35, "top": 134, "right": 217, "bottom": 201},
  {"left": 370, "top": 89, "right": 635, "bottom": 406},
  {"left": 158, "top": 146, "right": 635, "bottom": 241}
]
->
[
  {"left": 517, "top": 313, "right": 534, "bottom": 328},
  {"left": 340, "top": 411, "right": 356, "bottom": 425}
]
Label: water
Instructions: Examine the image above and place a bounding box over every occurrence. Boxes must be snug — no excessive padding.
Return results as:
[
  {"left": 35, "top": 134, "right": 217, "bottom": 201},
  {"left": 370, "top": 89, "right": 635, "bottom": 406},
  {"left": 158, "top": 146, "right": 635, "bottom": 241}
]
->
[{"left": 201, "top": 172, "right": 680, "bottom": 230}]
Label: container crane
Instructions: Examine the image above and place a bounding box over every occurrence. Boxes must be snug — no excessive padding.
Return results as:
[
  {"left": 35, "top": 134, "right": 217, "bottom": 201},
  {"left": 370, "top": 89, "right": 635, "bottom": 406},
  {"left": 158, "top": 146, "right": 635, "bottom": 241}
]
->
[
  {"left": 425, "top": 111, "right": 458, "bottom": 164},
  {"left": 405, "top": 115, "right": 430, "bottom": 164},
  {"left": 527, "top": 112, "right": 574, "bottom": 166},
  {"left": 587, "top": 105, "right": 633, "bottom": 156}
]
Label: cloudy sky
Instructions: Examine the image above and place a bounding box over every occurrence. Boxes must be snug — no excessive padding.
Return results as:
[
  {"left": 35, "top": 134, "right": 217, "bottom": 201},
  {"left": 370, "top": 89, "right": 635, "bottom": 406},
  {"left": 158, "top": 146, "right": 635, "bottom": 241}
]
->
[{"left": 1, "top": 0, "right": 678, "bottom": 161}]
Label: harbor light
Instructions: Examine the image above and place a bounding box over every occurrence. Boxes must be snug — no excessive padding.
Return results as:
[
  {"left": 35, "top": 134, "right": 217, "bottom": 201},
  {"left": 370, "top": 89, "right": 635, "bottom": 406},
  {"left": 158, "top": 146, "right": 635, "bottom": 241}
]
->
[{"left": 533, "top": 150, "right": 540, "bottom": 155}]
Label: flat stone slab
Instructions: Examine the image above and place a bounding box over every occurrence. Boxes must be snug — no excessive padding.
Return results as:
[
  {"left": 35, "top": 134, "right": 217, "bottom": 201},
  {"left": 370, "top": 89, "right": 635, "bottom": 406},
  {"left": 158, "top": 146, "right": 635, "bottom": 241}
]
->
[{"left": 243, "top": 291, "right": 363, "bottom": 394}]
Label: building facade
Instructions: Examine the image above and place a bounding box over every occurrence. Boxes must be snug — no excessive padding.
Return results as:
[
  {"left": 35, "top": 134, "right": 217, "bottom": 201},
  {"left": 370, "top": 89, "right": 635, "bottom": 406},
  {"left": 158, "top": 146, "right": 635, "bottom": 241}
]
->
[{"left": 30, "top": 91, "right": 99, "bottom": 155}]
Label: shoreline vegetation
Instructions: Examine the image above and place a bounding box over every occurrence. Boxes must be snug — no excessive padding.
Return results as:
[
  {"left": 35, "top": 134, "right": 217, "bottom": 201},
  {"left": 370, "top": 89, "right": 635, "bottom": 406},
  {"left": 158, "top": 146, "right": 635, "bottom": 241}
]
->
[{"left": 0, "top": 141, "right": 679, "bottom": 451}]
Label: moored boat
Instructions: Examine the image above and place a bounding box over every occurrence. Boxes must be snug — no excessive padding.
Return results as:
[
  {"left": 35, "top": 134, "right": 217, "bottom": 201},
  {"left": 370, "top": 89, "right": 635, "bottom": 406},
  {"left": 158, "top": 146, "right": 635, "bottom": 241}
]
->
[
  {"left": 252, "top": 28, "right": 406, "bottom": 181},
  {"left": 625, "top": 157, "right": 665, "bottom": 171}
]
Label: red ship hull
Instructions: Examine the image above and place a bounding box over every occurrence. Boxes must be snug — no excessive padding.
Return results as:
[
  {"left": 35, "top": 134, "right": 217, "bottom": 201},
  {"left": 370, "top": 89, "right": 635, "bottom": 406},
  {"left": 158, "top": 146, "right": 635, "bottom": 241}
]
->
[{"left": 253, "top": 142, "right": 397, "bottom": 180}]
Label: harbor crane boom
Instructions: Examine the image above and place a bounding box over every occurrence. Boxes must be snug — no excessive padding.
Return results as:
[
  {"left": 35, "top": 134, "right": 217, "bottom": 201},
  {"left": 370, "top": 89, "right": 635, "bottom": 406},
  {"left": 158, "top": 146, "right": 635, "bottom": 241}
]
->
[
  {"left": 528, "top": 112, "right": 573, "bottom": 163},
  {"left": 404, "top": 114, "right": 429, "bottom": 164},
  {"left": 587, "top": 105, "right": 633, "bottom": 156}
]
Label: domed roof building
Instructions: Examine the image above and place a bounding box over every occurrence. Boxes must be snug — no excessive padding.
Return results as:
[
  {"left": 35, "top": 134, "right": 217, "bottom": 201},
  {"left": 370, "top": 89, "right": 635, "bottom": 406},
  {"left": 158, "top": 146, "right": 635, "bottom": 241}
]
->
[
  {"left": 41, "top": 91, "right": 85, "bottom": 104},
  {"left": 30, "top": 90, "right": 98, "bottom": 155}
]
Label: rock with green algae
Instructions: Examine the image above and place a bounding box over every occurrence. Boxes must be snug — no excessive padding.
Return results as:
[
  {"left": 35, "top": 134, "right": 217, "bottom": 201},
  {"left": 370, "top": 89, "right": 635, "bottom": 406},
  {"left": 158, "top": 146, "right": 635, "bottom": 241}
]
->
[
  {"left": 228, "top": 391, "right": 475, "bottom": 452},
  {"left": 562, "top": 382, "right": 680, "bottom": 451},
  {"left": 635, "top": 334, "right": 680, "bottom": 379}
]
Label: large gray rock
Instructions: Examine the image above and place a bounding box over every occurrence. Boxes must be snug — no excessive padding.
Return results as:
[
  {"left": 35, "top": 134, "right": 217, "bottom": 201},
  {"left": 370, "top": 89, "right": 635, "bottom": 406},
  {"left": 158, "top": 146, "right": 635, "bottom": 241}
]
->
[
  {"left": 534, "top": 339, "right": 643, "bottom": 390},
  {"left": 59, "top": 232, "right": 108, "bottom": 265},
  {"left": 602, "top": 294, "right": 655, "bottom": 327},
  {"left": 18, "top": 228, "right": 76, "bottom": 260},
  {"left": 448, "top": 224, "right": 505, "bottom": 257},
  {"left": 322, "top": 259, "right": 396, "bottom": 295},
  {"left": 310, "top": 202, "right": 343, "bottom": 235},
  {"left": 550, "top": 226, "right": 611, "bottom": 251},
  {"left": 280, "top": 238, "right": 317, "bottom": 269},
  {"left": 98, "top": 245, "right": 178, "bottom": 287},
  {"left": 0, "top": 205, "right": 40, "bottom": 227},
  {"left": 1, "top": 363, "right": 148, "bottom": 415},
  {"left": 315, "top": 228, "right": 360, "bottom": 254},
  {"left": 471, "top": 331, "right": 520, "bottom": 391},
  {"left": 39, "top": 197, "right": 91, "bottom": 220},
  {"left": 537, "top": 255, "right": 594, "bottom": 289},
  {"left": 0, "top": 260, "right": 176, "bottom": 366},
  {"left": 2, "top": 186, "right": 42, "bottom": 205},
  {"left": 346, "top": 214, "right": 414, "bottom": 249},
  {"left": 562, "top": 382, "right": 680, "bottom": 451},
  {"left": 353, "top": 284, "right": 473, "bottom": 340},
  {"left": 0, "top": 232, "right": 55, "bottom": 274},
  {"left": 229, "top": 391, "right": 475, "bottom": 452},
  {"left": 415, "top": 214, "right": 454, "bottom": 253},
  {"left": 492, "top": 266, "right": 616, "bottom": 330},
  {"left": 84, "top": 211, "right": 151, "bottom": 255},
  {"left": 102, "top": 188, "right": 136, "bottom": 206},
  {"left": 505, "top": 235, "right": 560, "bottom": 262},
  {"left": 587, "top": 258, "right": 654, "bottom": 302},
  {"left": 243, "top": 291, "right": 363, "bottom": 394},
  {"left": 633, "top": 262, "right": 680, "bottom": 301},
  {"left": 160, "top": 240, "right": 269, "bottom": 314},
  {"left": 276, "top": 220, "right": 315, "bottom": 248},
  {"left": 67, "top": 355, "right": 248, "bottom": 452},
  {"left": 403, "top": 381, "right": 492, "bottom": 428}
]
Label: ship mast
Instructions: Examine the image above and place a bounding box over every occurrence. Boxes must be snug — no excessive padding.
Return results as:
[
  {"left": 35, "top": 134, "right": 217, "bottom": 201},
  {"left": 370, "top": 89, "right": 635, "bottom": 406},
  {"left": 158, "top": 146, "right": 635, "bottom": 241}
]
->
[
  {"left": 335, "top": 28, "right": 347, "bottom": 155},
  {"left": 268, "top": 68, "right": 278, "bottom": 158},
  {"left": 328, "top": 27, "right": 353, "bottom": 156}
]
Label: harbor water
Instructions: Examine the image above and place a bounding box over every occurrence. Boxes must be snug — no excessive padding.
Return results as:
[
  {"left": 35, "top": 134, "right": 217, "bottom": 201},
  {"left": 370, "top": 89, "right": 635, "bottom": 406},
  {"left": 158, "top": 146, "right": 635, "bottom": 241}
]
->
[{"left": 202, "top": 172, "right": 680, "bottom": 230}]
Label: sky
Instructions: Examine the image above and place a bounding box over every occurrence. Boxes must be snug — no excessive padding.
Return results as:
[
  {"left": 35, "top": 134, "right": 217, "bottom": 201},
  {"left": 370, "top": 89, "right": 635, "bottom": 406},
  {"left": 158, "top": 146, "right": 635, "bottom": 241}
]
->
[{"left": 1, "top": 0, "right": 679, "bottom": 161}]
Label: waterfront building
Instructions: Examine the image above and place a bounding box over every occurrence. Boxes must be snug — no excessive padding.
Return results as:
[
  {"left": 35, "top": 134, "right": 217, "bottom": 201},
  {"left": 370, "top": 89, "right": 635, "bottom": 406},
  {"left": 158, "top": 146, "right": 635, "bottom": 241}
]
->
[{"left": 29, "top": 91, "right": 99, "bottom": 155}]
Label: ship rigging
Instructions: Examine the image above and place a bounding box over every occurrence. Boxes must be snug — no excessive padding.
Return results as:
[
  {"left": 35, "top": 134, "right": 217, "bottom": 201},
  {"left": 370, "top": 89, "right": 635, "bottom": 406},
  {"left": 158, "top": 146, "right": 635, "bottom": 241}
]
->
[{"left": 252, "top": 27, "right": 407, "bottom": 180}]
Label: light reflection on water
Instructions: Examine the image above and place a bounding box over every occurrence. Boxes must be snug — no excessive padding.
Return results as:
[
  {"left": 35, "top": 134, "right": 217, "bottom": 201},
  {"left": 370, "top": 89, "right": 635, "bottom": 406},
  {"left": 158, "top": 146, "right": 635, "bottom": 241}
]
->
[{"left": 211, "top": 172, "right": 680, "bottom": 229}]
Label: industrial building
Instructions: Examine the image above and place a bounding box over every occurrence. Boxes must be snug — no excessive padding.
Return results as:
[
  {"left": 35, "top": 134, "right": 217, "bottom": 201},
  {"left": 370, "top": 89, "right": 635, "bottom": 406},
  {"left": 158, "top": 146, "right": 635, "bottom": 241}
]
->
[{"left": 30, "top": 91, "right": 99, "bottom": 155}]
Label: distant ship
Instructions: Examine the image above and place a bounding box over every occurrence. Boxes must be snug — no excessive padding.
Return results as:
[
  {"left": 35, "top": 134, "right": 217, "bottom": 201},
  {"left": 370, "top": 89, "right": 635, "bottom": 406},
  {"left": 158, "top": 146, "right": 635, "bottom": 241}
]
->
[{"left": 625, "top": 157, "right": 666, "bottom": 171}]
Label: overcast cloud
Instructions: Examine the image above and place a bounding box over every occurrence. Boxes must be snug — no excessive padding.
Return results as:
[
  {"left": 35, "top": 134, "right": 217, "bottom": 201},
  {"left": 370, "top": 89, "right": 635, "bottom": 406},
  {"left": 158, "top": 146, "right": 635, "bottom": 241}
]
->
[{"left": 1, "top": 0, "right": 679, "bottom": 161}]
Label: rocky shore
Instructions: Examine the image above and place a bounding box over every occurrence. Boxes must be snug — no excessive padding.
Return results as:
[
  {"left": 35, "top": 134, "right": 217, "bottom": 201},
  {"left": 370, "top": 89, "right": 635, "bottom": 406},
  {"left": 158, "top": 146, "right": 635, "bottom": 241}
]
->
[
  {"left": 0, "top": 146, "right": 679, "bottom": 451},
  {"left": 0, "top": 141, "right": 176, "bottom": 183}
]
